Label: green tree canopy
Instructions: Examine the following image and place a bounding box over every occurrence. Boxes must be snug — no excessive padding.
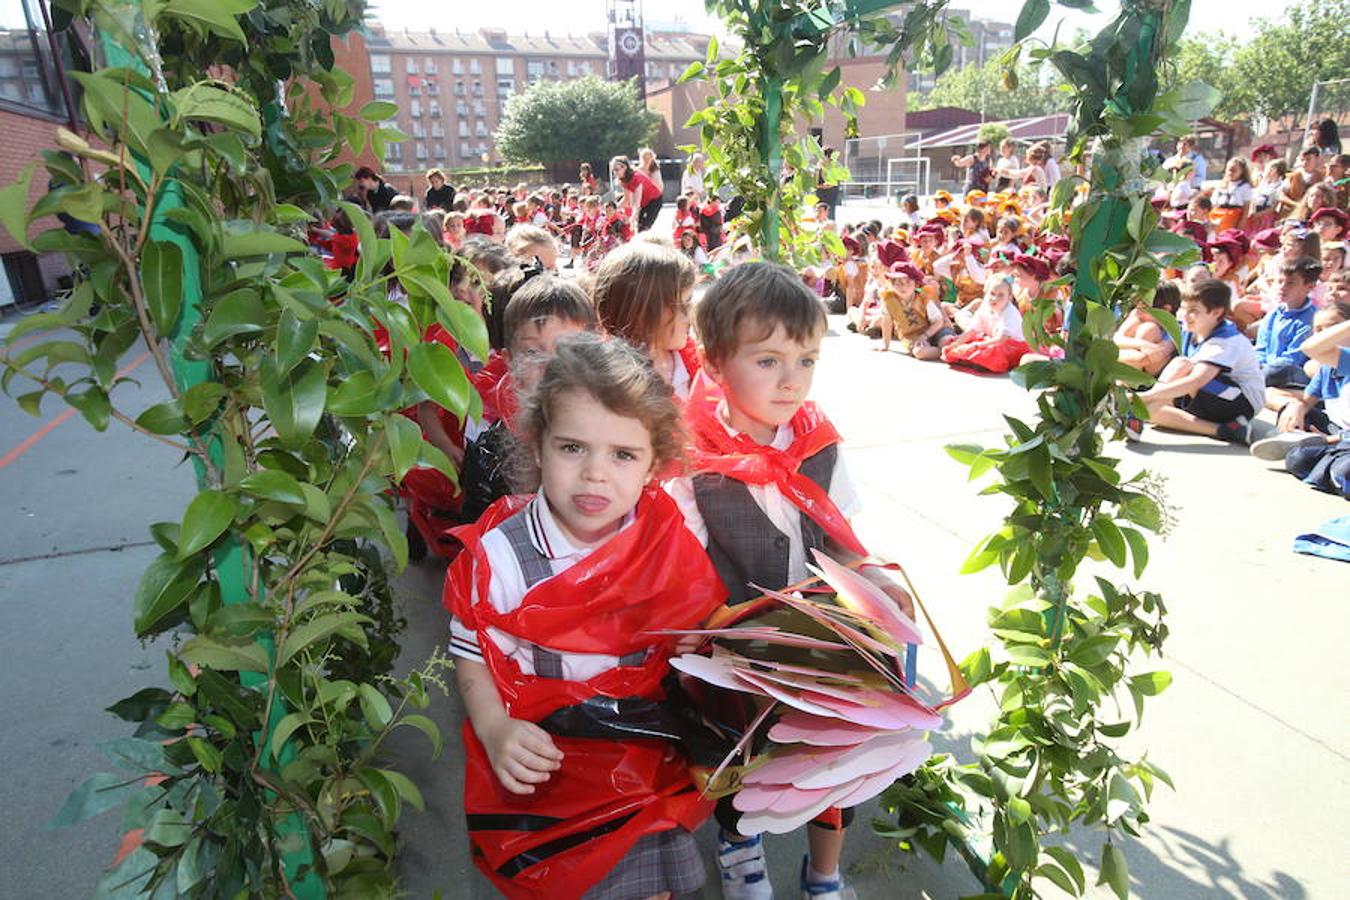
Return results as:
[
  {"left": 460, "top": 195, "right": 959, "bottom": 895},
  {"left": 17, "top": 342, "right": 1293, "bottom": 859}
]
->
[
  {"left": 1224, "top": 0, "right": 1350, "bottom": 120},
  {"left": 909, "top": 56, "right": 1071, "bottom": 121},
  {"left": 494, "top": 75, "right": 658, "bottom": 166}
]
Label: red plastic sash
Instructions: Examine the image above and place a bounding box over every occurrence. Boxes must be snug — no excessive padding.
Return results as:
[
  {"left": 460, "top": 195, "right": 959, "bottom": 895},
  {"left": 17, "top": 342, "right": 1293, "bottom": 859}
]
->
[
  {"left": 443, "top": 489, "right": 726, "bottom": 898},
  {"left": 684, "top": 374, "right": 867, "bottom": 557}
]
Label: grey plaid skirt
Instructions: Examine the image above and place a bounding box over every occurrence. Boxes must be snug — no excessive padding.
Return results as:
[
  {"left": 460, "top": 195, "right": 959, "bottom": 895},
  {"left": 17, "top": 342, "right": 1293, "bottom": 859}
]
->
[{"left": 581, "top": 827, "right": 705, "bottom": 900}]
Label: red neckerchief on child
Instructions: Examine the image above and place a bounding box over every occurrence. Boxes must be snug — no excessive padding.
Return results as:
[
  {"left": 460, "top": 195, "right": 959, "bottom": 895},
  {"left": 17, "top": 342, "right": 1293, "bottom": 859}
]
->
[
  {"left": 471, "top": 351, "right": 517, "bottom": 427},
  {"left": 684, "top": 372, "right": 867, "bottom": 557},
  {"left": 443, "top": 488, "right": 725, "bottom": 899}
]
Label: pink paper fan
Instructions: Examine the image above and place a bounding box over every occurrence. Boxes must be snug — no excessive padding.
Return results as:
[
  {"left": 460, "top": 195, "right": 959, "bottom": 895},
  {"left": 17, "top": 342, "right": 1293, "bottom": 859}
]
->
[
  {"left": 733, "top": 782, "right": 837, "bottom": 815},
  {"left": 670, "top": 652, "right": 767, "bottom": 693},
  {"left": 768, "top": 714, "right": 888, "bottom": 747},
  {"left": 803, "top": 688, "right": 943, "bottom": 731},
  {"left": 830, "top": 739, "right": 932, "bottom": 807},
  {"left": 651, "top": 627, "right": 850, "bottom": 651},
  {"left": 794, "top": 732, "right": 926, "bottom": 790},
  {"left": 757, "top": 586, "right": 901, "bottom": 660},
  {"left": 733, "top": 670, "right": 840, "bottom": 718},
  {"left": 741, "top": 742, "right": 856, "bottom": 786},
  {"left": 729, "top": 664, "right": 872, "bottom": 704},
  {"left": 809, "top": 551, "right": 923, "bottom": 646},
  {"left": 735, "top": 780, "right": 861, "bottom": 835}
]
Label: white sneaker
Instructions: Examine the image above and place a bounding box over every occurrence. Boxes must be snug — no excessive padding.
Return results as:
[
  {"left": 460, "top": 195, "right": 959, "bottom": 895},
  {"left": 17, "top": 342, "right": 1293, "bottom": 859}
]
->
[
  {"left": 800, "top": 855, "right": 858, "bottom": 900},
  {"left": 717, "top": 831, "right": 772, "bottom": 900},
  {"left": 1250, "top": 431, "right": 1327, "bottom": 461}
]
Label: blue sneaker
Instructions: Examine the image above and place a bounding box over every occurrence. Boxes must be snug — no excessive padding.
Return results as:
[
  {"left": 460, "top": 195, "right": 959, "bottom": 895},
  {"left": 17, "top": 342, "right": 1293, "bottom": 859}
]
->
[
  {"left": 717, "top": 830, "right": 772, "bottom": 900},
  {"left": 800, "top": 854, "right": 857, "bottom": 900}
]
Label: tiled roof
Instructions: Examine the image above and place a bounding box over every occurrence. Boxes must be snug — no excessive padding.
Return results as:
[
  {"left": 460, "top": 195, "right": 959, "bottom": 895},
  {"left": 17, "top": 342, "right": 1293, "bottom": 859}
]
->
[{"left": 909, "top": 113, "right": 1072, "bottom": 149}]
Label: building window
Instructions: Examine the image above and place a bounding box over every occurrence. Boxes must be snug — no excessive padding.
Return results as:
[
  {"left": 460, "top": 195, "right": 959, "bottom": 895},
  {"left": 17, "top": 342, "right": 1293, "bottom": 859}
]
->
[
  {"left": 425, "top": 57, "right": 437, "bottom": 74},
  {"left": 579, "top": 61, "right": 591, "bottom": 75},
  {"left": 567, "top": 60, "right": 576, "bottom": 76},
  {"left": 470, "top": 58, "right": 481, "bottom": 74},
  {"left": 527, "top": 60, "right": 545, "bottom": 83},
  {"left": 458, "top": 121, "right": 470, "bottom": 138},
  {"left": 497, "top": 77, "right": 514, "bottom": 99},
  {"left": 406, "top": 58, "right": 418, "bottom": 74},
  {"left": 473, "top": 100, "right": 485, "bottom": 116},
  {"left": 472, "top": 80, "right": 483, "bottom": 97},
  {"left": 475, "top": 121, "right": 488, "bottom": 137},
  {"left": 373, "top": 78, "right": 394, "bottom": 98},
  {"left": 426, "top": 82, "right": 439, "bottom": 95},
  {"left": 371, "top": 54, "right": 391, "bottom": 73},
  {"left": 496, "top": 57, "right": 514, "bottom": 75},
  {"left": 433, "top": 143, "right": 446, "bottom": 159},
  {"left": 431, "top": 122, "right": 444, "bottom": 138},
  {"left": 409, "top": 83, "right": 421, "bottom": 96},
  {"left": 456, "top": 100, "right": 468, "bottom": 116},
  {"left": 429, "top": 100, "right": 442, "bottom": 118},
  {"left": 455, "top": 80, "right": 464, "bottom": 96},
  {"left": 411, "top": 121, "right": 424, "bottom": 138},
  {"left": 410, "top": 99, "right": 421, "bottom": 117},
  {"left": 547, "top": 60, "right": 558, "bottom": 78},
  {"left": 0, "top": 59, "right": 16, "bottom": 78},
  {"left": 385, "top": 143, "right": 401, "bottom": 162},
  {"left": 415, "top": 142, "right": 427, "bottom": 160}
]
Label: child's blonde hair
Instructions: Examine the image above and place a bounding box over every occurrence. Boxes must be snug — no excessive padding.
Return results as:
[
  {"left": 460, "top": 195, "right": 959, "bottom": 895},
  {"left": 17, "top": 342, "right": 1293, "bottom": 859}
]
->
[
  {"left": 592, "top": 241, "right": 696, "bottom": 352},
  {"left": 517, "top": 334, "right": 686, "bottom": 487}
]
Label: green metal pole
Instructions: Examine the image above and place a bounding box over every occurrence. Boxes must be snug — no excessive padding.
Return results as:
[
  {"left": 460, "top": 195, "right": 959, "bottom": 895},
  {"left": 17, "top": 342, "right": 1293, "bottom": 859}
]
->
[
  {"left": 760, "top": 75, "right": 784, "bottom": 261},
  {"left": 98, "top": 30, "right": 324, "bottom": 899}
]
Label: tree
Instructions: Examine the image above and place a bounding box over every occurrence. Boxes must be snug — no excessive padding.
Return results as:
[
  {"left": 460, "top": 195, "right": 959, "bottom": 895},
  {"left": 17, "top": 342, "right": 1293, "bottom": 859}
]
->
[
  {"left": 494, "top": 75, "right": 658, "bottom": 167},
  {"left": 910, "top": 57, "right": 1071, "bottom": 121},
  {"left": 1161, "top": 37, "right": 1240, "bottom": 118},
  {"left": 1224, "top": 0, "right": 1350, "bottom": 120}
]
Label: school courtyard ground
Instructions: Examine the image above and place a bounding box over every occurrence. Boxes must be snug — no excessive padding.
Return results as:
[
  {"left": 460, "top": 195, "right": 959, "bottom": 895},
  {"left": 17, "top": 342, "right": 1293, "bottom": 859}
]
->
[{"left": 1, "top": 304, "right": 1345, "bottom": 897}]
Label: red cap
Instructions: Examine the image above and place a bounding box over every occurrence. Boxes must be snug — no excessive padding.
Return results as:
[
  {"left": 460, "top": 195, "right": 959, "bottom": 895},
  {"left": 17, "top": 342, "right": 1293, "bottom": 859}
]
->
[
  {"left": 886, "top": 261, "right": 925, "bottom": 283},
  {"left": 1250, "top": 143, "right": 1277, "bottom": 158},
  {"left": 1311, "top": 207, "right": 1349, "bottom": 231},
  {"left": 1011, "top": 252, "right": 1051, "bottom": 282},
  {"left": 841, "top": 235, "right": 861, "bottom": 256},
  {"left": 1208, "top": 236, "right": 1245, "bottom": 263},
  {"left": 1252, "top": 227, "right": 1282, "bottom": 251},
  {"left": 916, "top": 223, "right": 947, "bottom": 247},
  {"left": 1215, "top": 228, "right": 1250, "bottom": 258},
  {"left": 875, "top": 239, "right": 909, "bottom": 268}
]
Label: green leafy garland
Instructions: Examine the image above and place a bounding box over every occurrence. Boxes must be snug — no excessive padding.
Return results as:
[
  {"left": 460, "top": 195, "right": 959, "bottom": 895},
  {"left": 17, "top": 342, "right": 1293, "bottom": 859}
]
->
[{"left": 2, "top": 1, "right": 478, "bottom": 895}]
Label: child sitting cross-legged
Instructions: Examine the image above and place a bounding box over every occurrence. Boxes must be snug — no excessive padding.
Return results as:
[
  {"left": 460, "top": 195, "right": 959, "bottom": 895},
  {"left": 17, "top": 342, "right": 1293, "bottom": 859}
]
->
[
  {"left": 447, "top": 334, "right": 728, "bottom": 899},
  {"left": 1126, "top": 278, "right": 1266, "bottom": 445},
  {"left": 665, "top": 262, "right": 916, "bottom": 900},
  {"left": 1256, "top": 255, "right": 1322, "bottom": 412},
  {"left": 1114, "top": 280, "right": 1181, "bottom": 377},
  {"left": 877, "top": 261, "right": 955, "bottom": 359},
  {"left": 941, "top": 274, "right": 1031, "bottom": 374}
]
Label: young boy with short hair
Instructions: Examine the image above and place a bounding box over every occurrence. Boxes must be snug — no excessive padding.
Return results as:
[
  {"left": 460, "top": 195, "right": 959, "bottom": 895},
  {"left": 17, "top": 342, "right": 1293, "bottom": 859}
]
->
[
  {"left": 1128, "top": 278, "right": 1266, "bottom": 444},
  {"left": 1256, "top": 255, "right": 1321, "bottom": 410},
  {"left": 667, "top": 261, "right": 916, "bottom": 900}
]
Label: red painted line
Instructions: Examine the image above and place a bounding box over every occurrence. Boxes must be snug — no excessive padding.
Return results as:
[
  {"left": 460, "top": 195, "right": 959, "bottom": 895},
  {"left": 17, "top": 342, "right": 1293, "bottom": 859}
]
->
[{"left": 0, "top": 349, "right": 153, "bottom": 471}]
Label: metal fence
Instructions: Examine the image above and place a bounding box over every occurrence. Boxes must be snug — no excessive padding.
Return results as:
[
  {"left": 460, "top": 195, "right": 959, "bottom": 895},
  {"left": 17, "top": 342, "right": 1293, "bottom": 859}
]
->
[{"left": 842, "top": 133, "right": 929, "bottom": 203}]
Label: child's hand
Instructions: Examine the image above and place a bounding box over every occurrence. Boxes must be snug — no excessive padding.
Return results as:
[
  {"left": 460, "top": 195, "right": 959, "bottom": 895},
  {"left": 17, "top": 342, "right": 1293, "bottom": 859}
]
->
[
  {"left": 480, "top": 717, "right": 563, "bottom": 795},
  {"left": 673, "top": 632, "right": 705, "bottom": 656}
]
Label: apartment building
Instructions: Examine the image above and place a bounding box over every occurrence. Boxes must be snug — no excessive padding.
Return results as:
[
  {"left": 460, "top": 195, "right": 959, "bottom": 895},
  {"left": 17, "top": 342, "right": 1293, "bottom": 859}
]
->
[{"left": 364, "top": 24, "right": 709, "bottom": 174}]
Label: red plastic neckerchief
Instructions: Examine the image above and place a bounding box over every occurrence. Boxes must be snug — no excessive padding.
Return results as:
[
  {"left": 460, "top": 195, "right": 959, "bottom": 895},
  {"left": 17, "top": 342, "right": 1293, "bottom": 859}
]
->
[
  {"left": 676, "top": 337, "right": 701, "bottom": 386},
  {"left": 684, "top": 373, "right": 867, "bottom": 557},
  {"left": 470, "top": 351, "right": 518, "bottom": 427},
  {"left": 444, "top": 487, "right": 727, "bottom": 717}
]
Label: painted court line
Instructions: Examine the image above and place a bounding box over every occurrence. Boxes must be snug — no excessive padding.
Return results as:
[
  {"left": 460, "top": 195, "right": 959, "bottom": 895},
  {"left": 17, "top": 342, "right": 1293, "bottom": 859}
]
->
[{"left": 0, "top": 349, "right": 152, "bottom": 471}]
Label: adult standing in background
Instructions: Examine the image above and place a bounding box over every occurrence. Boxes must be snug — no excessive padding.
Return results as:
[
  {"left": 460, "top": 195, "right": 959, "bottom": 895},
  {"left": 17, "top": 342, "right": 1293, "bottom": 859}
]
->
[
  {"left": 352, "top": 166, "right": 398, "bottom": 214},
  {"left": 681, "top": 152, "right": 706, "bottom": 201},
  {"left": 815, "top": 146, "right": 841, "bottom": 220},
  {"left": 424, "top": 168, "right": 455, "bottom": 211},
  {"left": 611, "top": 155, "right": 663, "bottom": 232},
  {"left": 952, "top": 140, "right": 993, "bottom": 195}
]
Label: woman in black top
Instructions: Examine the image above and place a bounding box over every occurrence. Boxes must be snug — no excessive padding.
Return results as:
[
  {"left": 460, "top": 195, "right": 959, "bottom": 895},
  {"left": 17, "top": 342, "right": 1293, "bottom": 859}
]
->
[
  {"left": 425, "top": 168, "right": 455, "bottom": 211},
  {"left": 952, "top": 140, "right": 994, "bottom": 195}
]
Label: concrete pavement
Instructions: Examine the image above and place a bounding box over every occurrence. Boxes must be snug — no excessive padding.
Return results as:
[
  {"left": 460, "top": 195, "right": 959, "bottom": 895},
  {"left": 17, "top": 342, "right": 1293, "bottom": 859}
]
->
[{"left": 1, "top": 316, "right": 1344, "bottom": 898}]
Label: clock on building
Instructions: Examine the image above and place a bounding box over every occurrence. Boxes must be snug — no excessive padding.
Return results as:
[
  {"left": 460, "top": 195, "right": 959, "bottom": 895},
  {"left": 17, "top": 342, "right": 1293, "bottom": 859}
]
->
[{"left": 617, "top": 30, "right": 641, "bottom": 57}]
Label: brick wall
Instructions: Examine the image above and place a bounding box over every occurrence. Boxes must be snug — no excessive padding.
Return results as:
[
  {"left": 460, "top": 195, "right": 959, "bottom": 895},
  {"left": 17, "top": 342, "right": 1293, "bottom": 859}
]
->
[{"left": 0, "top": 106, "right": 70, "bottom": 256}]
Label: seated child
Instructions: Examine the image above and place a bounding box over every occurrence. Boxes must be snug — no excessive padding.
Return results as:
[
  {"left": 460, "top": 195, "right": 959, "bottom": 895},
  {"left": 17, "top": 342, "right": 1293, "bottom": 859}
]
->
[
  {"left": 459, "top": 276, "right": 599, "bottom": 524},
  {"left": 1115, "top": 281, "right": 1181, "bottom": 377},
  {"left": 1128, "top": 277, "right": 1266, "bottom": 444},
  {"left": 1256, "top": 255, "right": 1321, "bottom": 410},
  {"left": 942, "top": 275, "right": 1031, "bottom": 374},
  {"left": 878, "top": 261, "right": 955, "bottom": 359},
  {"left": 666, "top": 261, "right": 915, "bottom": 900},
  {"left": 592, "top": 240, "right": 700, "bottom": 399},
  {"left": 1251, "top": 305, "right": 1350, "bottom": 497},
  {"left": 447, "top": 334, "right": 727, "bottom": 899}
]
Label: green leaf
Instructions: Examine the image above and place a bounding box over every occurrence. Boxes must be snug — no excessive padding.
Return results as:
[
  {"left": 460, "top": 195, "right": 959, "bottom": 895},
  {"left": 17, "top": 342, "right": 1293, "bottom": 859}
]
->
[
  {"left": 177, "top": 836, "right": 206, "bottom": 894},
  {"left": 1121, "top": 526, "right": 1150, "bottom": 578},
  {"left": 408, "top": 342, "right": 471, "bottom": 418},
  {"left": 276, "top": 611, "right": 371, "bottom": 668},
  {"left": 1036, "top": 862, "right": 1078, "bottom": 895},
  {"left": 159, "top": 0, "right": 256, "bottom": 43},
  {"left": 135, "top": 399, "right": 188, "bottom": 435},
  {"left": 1129, "top": 671, "right": 1172, "bottom": 696},
  {"left": 134, "top": 551, "right": 206, "bottom": 636},
  {"left": 1069, "top": 634, "right": 1118, "bottom": 668},
  {"left": 260, "top": 357, "right": 330, "bottom": 449},
  {"left": 1014, "top": 0, "right": 1051, "bottom": 42},
  {"left": 202, "top": 288, "right": 266, "bottom": 347},
  {"left": 221, "top": 229, "right": 307, "bottom": 258},
  {"left": 1147, "top": 306, "right": 1183, "bottom": 357},
  {"left": 272, "top": 203, "right": 314, "bottom": 225},
  {"left": 1099, "top": 843, "right": 1129, "bottom": 899},
  {"left": 187, "top": 736, "right": 222, "bottom": 773},
  {"left": 48, "top": 773, "right": 139, "bottom": 828},
  {"left": 0, "top": 161, "right": 35, "bottom": 250},
  {"left": 269, "top": 711, "right": 310, "bottom": 760},
  {"left": 238, "top": 469, "right": 306, "bottom": 506},
  {"left": 107, "top": 688, "right": 172, "bottom": 723},
  {"left": 177, "top": 489, "right": 239, "bottom": 559},
  {"left": 386, "top": 414, "right": 424, "bottom": 481},
  {"left": 398, "top": 714, "right": 444, "bottom": 758},
  {"left": 435, "top": 297, "right": 491, "bottom": 364},
  {"left": 818, "top": 65, "right": 842, "bottom": 100},
  {"left": 1091, "top": 517, "right": 1127, "bottom": 568},
  {"left": 275, "top": 308, "right": 318, "bottom": 376},
  {"left": 155, "top": 701, "right": 196, "bottom": 731},
  {"left": 182, "top": 382, "right": 226, "bottom": 423},
  {"left": 358, "top": 683, "right": 393, "bottom": 729},
  {"left": 143, "top": 807, "right": 191, "bottom": 848},
  {"left": 1044, "top": 846, "right": 1086, "bottom": 893},
  {"left": 171, "top": 83, "right": 260, "bottom": 138},
  {"left": 67, "top": 386, "right": 111, "bottom": 431},
  {"left": 359, "top": 100, "right": 399, "bottom": 121},
  {"left": 379, "top": 767, "right": 424, "bottom": 812},
  {"left": 178, "top": 635, "right": 270, "bottom": 673}
]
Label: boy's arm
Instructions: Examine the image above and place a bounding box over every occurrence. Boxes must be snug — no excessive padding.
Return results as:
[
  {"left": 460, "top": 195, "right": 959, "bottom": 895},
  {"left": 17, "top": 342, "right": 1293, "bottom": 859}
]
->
[
  {"left": 1299, "top": 318, "right": 1350, "bottom": 367},
  {"left": 1139, "top": 360, "right": 1217, "bottom": 403},
  {"left": 416, "top": 403, "right": 465, "bottom": 468},
  {"left": 455, "top": 659, "right": 562, "bottom": 795}
]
